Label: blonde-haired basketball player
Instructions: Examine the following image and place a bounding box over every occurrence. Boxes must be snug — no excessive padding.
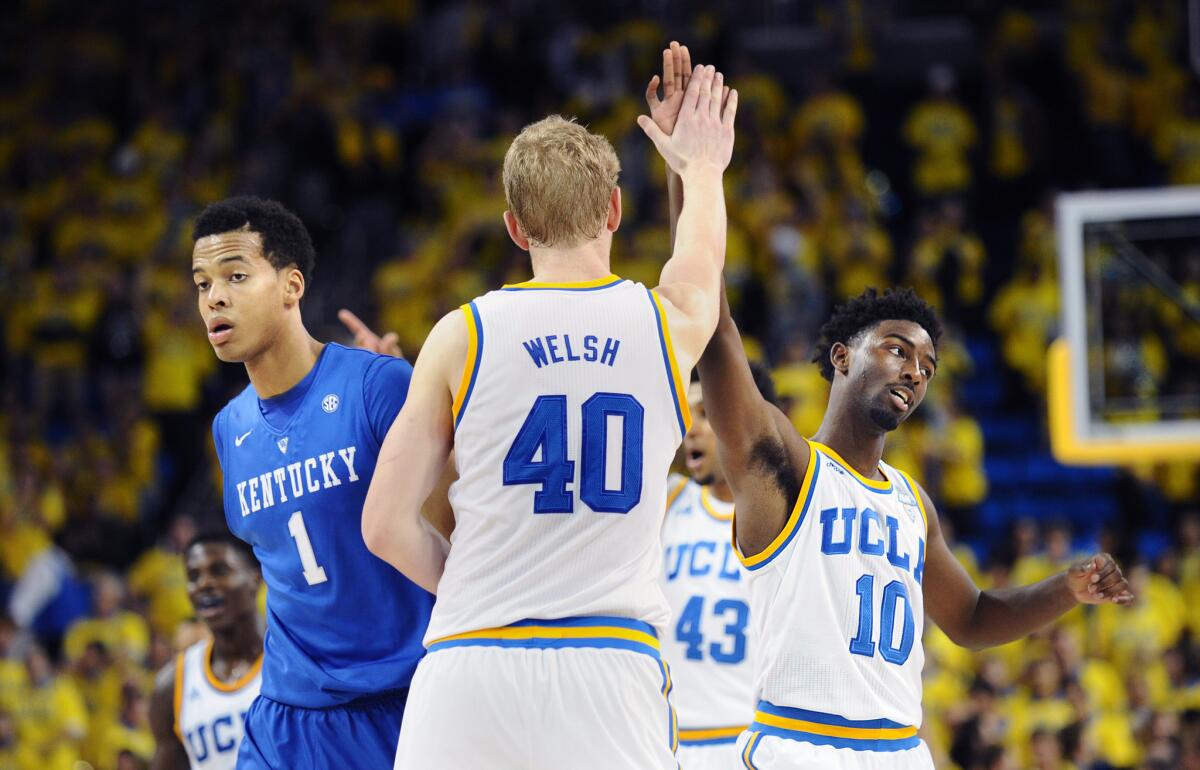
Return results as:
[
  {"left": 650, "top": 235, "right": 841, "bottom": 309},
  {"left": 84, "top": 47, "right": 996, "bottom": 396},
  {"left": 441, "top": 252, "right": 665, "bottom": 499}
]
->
[
  {"left": 363, "top": 61, "right": 739, "bottom": 769},
  {"left": 691, "top": 281, "right": 1134, "bottom": 769}
]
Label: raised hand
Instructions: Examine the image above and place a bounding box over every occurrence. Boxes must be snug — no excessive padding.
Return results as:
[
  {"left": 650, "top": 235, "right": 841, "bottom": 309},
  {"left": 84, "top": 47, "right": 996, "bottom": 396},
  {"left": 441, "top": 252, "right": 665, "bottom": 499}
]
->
[
  {"left": 638, "top": 64, "right": 738, "bottom": 177},
  {"left": 338, "top": 308, "right": 404, "bottom": 358},
  {"left": 645, "top": 41, "right": 692, "bottom": 135},
  {"left": 1066, "top": 553, "right": 1134, "bottom": 605}
]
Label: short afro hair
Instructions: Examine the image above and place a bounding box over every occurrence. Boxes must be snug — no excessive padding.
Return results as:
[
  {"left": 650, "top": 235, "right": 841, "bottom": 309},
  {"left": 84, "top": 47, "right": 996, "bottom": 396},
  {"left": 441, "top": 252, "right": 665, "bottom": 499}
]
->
[
  {"left": 193, "top": 196, "right": 315, "bottom": 284},
  {"left": 811, "top": 287, "right": 943, "bottom": 382},
  {"left": 185, "top": 530, "right": 260, "bottom": 572}
]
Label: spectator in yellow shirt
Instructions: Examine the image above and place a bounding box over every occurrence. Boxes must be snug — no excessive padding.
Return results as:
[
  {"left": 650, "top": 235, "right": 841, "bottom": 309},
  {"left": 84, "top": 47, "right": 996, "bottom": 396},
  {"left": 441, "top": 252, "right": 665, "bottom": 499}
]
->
[
  {"left": 0, "top": 709, "right": 39, "bottom": 770},
  {"left": 904, "top": 65, "right": 977, "bottom": 198},
  {"left": 15, "top": 645, "right": 86, "bottom": 770},
  {"left": 63, "top": 572, "right": 150, "bottom": 665}
]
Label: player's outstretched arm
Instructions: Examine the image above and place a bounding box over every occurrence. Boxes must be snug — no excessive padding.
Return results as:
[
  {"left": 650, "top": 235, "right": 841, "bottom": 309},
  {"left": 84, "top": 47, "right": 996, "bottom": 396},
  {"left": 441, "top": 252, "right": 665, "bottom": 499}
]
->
[
  {"left": 362, "top": 310, "right": 464, "bottom": 593},
  {"left": 149, "top": 660, "right": 190, "bottom": 770},
  {"left": 921, "top": 482, "right": 1133, "bottom": 650},
  {"left": 698, "top": 283, "right": 811, "bottom": 557},
  {"left": 640, "top": 63, "right": 737, "bottom": 373},
  {"left": 644, "top": 41, "right": 692, "bottom": 249}
]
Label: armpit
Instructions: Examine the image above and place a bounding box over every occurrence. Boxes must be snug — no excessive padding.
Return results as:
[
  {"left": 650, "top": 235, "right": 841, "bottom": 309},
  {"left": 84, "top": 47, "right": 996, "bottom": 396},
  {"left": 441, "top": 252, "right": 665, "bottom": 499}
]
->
[{"left": 748, "top": 435, "right": 801, "bottom": 509}]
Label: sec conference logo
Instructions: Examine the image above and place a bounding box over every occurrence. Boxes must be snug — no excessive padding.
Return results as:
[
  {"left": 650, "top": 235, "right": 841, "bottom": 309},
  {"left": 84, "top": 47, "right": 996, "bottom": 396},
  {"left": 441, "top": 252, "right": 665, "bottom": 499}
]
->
[{"left": 322, "top": 394, "right": 340, "bottom": 413}]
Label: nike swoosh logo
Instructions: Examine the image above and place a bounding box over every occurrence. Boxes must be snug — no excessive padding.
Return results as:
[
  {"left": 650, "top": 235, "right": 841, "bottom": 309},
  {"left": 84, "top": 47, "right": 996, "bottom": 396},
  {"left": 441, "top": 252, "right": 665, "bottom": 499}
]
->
[{"left": 234, "top": 430, "right": 253, "bottom": 447}]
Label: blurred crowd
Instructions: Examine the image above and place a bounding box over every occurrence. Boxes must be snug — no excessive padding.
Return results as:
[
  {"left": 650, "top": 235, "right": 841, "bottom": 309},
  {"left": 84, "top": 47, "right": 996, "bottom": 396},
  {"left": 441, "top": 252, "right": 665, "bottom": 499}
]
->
[{"left": 0, "top": 1, "right": 1197, "bottom": 768}]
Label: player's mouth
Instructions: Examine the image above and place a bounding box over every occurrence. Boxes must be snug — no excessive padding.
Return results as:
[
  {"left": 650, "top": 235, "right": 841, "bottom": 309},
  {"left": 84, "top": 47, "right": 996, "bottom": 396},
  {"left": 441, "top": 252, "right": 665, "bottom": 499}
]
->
[
  {"left": 207, "top": 318, "right": 234, "bottom": 345},
  {"left": 685, "top": 448, "right": 706, "bottom": 474},
  {"left": 887, "top": 385, "right": 914, "bottom": 412},
  {"left": 192, "top": 592, "right": 227, "bottom": 620}
]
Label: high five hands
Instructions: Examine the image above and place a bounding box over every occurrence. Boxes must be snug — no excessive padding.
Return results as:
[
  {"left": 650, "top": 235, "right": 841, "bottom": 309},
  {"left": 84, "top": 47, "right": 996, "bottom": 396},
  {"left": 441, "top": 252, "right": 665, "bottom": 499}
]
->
[{"left": 639, "top": 43, "right": 737, "bottom": 176}]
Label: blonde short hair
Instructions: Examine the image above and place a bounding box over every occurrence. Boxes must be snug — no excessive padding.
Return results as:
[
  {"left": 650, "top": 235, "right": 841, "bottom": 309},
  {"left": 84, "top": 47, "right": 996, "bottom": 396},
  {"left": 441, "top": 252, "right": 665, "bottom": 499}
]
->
[{"left": 502, "top": 115, "right": 621, "bottom": 248}]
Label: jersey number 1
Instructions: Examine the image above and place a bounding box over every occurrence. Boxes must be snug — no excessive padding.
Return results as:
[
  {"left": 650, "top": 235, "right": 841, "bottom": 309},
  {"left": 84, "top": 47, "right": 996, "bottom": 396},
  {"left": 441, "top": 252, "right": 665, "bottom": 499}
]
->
[
  {"left": 288, "top": 511, "right": 328, "bottom": 586},
  {"left": 504, "top": 393, "right": 644, "bottom": 514}
]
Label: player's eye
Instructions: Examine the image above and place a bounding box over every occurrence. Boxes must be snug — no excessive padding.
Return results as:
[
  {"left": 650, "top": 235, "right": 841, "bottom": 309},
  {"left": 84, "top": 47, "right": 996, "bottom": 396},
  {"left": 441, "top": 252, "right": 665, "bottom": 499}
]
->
[
  {"left": 889, "top": 346, "right": 904, "bottom": 357},
  {"left": 920, "top": 367, "right": 932, "bottom": 378},
  {"left": 230, "top": 272, "right": 247, "bottom": 282},
  {"left": 195, "top": 281, "right": 209, "bottom": 292}
]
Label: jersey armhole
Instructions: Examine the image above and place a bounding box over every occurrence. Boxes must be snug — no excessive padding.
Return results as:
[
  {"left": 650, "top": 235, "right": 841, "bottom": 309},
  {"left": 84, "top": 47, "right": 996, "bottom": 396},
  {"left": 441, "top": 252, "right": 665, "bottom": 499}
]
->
[
  {"left": 734, "top": 439, "right": 820, "bottom": 571},
  {"left": 896, "top": 470, "right": 930, "bottom": 533},
  {"left": 451, "top": 301, "right": 483, "bottom": 430},
  {"left": 172, "top": 652, "right": 185, "bottom": 744},
  {"left": 646, "top": 289, "right": 692, "bottom": 438}
]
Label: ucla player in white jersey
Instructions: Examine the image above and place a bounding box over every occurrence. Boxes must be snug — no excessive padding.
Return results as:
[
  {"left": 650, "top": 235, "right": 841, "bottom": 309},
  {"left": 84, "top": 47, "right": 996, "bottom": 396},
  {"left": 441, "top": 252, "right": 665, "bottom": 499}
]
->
[
  {"left": 149, "top": 534, "right": 262, "bottom": 770},
  {"left": 689, "top": 286, "right": 1135, "bottom": 769},
  {"left": 661, "top": 364, "right": 774, "bottom": 770},
  {"left": 363, "top": 60, "right": 739, "bottom": 769}
]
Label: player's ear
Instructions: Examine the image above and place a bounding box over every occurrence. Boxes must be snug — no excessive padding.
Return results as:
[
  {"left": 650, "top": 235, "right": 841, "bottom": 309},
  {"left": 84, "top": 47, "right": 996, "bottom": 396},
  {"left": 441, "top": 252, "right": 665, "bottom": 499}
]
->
[
  {"left": 606, "top": 187, "right": 621, "bottom": 233},
  {"left": 503, "top": 211, "right": 531, "bottom": 252},
  {"left": 830, "top": 341, "right": 851, "bottom": 377},
  {"left": 283, "top": 267, "right": 305, "bottom": 306}
]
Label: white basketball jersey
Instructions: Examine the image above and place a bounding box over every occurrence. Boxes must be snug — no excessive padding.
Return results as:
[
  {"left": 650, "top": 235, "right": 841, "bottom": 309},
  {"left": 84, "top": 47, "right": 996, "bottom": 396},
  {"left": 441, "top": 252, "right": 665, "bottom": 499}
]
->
[
  {"left": 174, "top": 640, "right": 262, "bottom": 770},
  {"left": 660, "top": 477, "right": 756, "bottom": 741},
  {"left": 426, "top": 275, "right": 690, "bottom": 644},
  {"left": 737, "top": 440, "right": 928, "bottom": 734}
]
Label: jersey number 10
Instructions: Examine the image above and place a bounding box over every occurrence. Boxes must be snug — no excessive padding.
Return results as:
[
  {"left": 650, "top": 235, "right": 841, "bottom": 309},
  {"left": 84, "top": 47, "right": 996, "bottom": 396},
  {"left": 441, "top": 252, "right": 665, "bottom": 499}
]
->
[{"left": 504, "top": 393, "right": 644, "bottom": 514}]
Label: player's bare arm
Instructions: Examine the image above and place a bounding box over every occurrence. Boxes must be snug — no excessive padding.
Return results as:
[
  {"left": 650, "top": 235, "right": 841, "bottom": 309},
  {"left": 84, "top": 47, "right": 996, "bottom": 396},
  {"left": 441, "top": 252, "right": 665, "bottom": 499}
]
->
[
  {"left": 920, "top": 480, "right": 1133, "bottom": 650},
  {"left": 697, "top": 284, "right": 811, "bottom": 557},
  {"left": 640, "top": 63, "right": 738, "bottom": 374},
  {"left": 339, "top": 307, "right": 457, "bottom": 540},
  {"left": 149, "top": 659, "right": 190, "bottom": 770},
  {"left": 362, "top": 308, "right": 466, "bottom": 592},
  {"left": 645, "top": 42, "right": 691, "bottom": 248}
]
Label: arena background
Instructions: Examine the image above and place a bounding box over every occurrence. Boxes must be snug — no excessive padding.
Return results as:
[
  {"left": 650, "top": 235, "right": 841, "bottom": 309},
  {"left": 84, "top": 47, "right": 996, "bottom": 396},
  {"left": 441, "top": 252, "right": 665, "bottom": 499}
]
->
[{"left": 0, "top": 1, "right": 1198, "bottom": 768}]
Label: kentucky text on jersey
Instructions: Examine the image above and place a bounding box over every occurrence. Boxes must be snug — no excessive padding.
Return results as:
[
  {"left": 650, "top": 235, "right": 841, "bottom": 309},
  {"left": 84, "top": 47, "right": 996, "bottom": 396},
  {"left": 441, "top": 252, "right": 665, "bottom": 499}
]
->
[
  {"left": 233, "top": 446, "right": 359, "bottom": 517},
  {"left": 819, "top": 505, "right": 926, "bottom": 584},
  {"left": 522, "top": 334, "right": 621, "bottom": 368},
  {"left": 665, "top": 540, "right": 742, "bottom": 582}
]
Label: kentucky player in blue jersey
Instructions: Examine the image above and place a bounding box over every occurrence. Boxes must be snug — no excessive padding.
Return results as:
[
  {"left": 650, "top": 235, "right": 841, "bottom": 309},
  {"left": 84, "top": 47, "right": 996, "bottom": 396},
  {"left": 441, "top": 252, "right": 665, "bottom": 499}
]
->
[{"left": 191, "top": 196, "right": 439, "bottom": 769}]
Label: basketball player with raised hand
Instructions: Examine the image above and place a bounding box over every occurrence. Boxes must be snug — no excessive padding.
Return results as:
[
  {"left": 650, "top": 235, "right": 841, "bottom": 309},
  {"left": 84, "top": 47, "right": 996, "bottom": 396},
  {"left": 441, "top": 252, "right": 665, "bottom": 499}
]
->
[
  {"left": 363, "top": 62, "right": 737, "bottom": 769},
  {"left": 192, "top": 197, "right": 442, "bottom": 769},
  {"left": 690, "top": 283, "right": 1134, "bottom": 768},
  {"left": 149, "top": 534, "right": 262, "bottom": 770}
]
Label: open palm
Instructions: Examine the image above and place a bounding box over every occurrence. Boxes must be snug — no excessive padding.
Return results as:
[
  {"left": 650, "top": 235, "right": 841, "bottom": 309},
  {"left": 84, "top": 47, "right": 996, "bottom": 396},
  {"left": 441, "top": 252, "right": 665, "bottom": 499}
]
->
[{"left": 645, "top": 41, "right": 692, "bottom": 135}]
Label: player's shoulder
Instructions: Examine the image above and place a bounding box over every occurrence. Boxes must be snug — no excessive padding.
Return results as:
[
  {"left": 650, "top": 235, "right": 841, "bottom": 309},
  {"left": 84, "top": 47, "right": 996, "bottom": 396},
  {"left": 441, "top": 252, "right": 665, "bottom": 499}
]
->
[
  {"left": 214, "top": 383, "right": 258, "bottom": 437},
  {"left": 665, "top": 473, "right": 698, "bottom": 514}
]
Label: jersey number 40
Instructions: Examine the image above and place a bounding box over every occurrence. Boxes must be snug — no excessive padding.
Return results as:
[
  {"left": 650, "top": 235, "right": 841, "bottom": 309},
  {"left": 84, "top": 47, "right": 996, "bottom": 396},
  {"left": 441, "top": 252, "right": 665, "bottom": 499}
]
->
[{"left": 504, "top": 393, "right": 644, "bottom": 514}]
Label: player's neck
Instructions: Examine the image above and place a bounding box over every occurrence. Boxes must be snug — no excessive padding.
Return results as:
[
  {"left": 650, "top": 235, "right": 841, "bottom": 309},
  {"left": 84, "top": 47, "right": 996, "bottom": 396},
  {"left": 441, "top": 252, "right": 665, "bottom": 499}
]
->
[
  {"left": 210, "top": 615, "right": 264, "bottom": 678},
  {"left": 708, "top": 478, "right": 734, "bottom": 503},
  {"left": 812, "top": 400, "right": 888, "bottom": 480},
  {"left": 244, "top": 321, "right": 324, "bottom": 399},
  {"left": 527, "top": 240, "right": 612, "bottom": 283}
]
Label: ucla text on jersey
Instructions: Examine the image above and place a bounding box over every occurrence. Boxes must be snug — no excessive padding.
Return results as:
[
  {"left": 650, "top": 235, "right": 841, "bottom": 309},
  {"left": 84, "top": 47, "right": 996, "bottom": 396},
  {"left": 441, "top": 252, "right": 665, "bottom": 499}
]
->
[{"left": 175, "top": 641, "right": 261, "bottom": 769}]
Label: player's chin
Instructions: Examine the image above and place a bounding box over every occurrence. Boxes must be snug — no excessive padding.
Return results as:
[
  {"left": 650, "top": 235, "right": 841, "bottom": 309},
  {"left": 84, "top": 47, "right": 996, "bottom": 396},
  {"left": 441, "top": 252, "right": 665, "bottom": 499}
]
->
[
  {"left": 867, "top": 405, "right": 904, "bottom": 432},
  {"left": 210, "top": 341, "right": 247, "bottom": 363}
]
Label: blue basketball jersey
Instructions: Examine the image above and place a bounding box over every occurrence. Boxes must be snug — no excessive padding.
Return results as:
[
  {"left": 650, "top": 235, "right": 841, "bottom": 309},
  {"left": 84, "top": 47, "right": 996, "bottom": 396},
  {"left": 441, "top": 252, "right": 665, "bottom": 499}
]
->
[{"left": 213, "top": 343, "right": 434, "bottom": 708}]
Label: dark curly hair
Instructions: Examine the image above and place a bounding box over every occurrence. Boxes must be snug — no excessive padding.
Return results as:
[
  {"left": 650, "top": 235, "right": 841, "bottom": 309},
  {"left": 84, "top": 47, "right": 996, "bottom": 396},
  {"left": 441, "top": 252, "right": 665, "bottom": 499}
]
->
[
  {"left": 811, "top": 287, "right": 943, "bottom": 382},
  {"left": 193, "top": 196, "right": 316, "bottom": 284}
]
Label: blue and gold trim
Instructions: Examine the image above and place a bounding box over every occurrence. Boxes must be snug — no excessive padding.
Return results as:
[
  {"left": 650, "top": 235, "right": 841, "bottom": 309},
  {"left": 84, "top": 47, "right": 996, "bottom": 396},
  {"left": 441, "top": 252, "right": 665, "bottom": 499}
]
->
[
  {"left": 895, "top": 469, "right": 929, "bottom": 533},
  {"left": 501, "top": 274, "right": 625, "bottom": 291},
  {"left": 700, "top": 486, "right": 734, "bottom": 522},
  {"left": 809, "top": 441, "right": 893, "bottom": 493},
  {"left": 451, "top": 302, "right": 483, "bottom": 430},
  {"left": 427, "top": 616, "right": 661, "bottom": 659},
  {"left": 680, "top": 725, "right": 746, "bottom": 746},
  {"left": 665, "top": 477, "right": 690, "bottom": 511},
  {"left": 741, "top": 731, "right": 764, "bottom": 768},
  {"left": 734, "top": 440, "right": 819, "bottom": 571},
  {"left": 657, "top": 658, "right": 679, "bottom": 755},
  {"left": 646, "top": 289, "right": 692, "bottom": 437},
  {"left": 749, "top": 701, "right": 920, "bottom": 753}
]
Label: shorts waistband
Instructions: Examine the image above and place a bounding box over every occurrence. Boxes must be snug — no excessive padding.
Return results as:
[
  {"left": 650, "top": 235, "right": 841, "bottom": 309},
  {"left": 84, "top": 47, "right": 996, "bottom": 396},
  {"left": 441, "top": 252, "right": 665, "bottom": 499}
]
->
[
  {"left": 678, "top": 725, "right": 747, "bottom": 746},
  {"left": 426, "top": 616, "right": 660, "bottom": 659},
  {"left": 748, "top": 701, "right": 920, "bottom": 752},
  {"left": 261, "top": 687, "right": 409, "bottom": 712}
]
